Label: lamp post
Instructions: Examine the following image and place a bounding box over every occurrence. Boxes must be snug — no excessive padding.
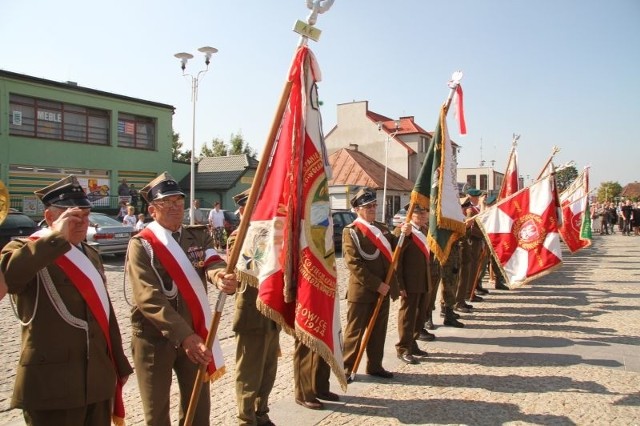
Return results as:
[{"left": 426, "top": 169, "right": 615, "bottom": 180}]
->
[
  {"left": 174, "top": 46, "right": 218, "bottom": 225},
  {"left": 379, "top": 119, "right": 400, "bottom": 224}
]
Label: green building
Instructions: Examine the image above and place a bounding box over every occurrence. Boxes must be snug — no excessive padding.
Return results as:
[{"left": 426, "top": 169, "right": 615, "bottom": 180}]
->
[{"left": 0, "top": 69, "right": 189, "bottom": 217}]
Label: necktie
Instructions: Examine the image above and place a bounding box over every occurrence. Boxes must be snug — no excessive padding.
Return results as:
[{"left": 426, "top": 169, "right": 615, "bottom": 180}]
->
[{"left": 172, "top": 232, "right": 180, "bottom": 242}]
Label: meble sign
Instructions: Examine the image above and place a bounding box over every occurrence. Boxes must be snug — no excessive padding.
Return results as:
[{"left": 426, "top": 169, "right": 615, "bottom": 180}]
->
[{"left": 37, "top": 110, "right": 62, "bottom": 123}]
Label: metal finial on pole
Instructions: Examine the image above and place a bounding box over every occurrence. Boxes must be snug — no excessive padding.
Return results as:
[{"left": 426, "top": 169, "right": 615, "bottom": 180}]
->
[
  {"left": 294, "top": 0, "right": 334, "bottom": 44},
  {"left": 512, "top": 133, "right": 520, "bottom": 147}
]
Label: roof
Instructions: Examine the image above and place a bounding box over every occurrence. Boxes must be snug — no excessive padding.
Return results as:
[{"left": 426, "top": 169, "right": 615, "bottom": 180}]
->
[
  {"left": 621, "top": 182, "right": 640, "bottom": 198},
  {"left": 0, "top": 69, "right": 174, "bottom": 111},
  {"left": 181, "top": 154, "right": 258, "bottom": 190},
  {"left": 366, "top": 109, "right": 458, "bottom": 149},
  {"left": 328, "top": 148, "right": 414, "bottom": 191}
]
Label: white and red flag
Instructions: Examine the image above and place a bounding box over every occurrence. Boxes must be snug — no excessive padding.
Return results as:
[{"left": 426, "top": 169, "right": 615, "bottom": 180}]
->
[
  {"left": 475, "top": 172, "right": 563, "bottom": 288},
  {"left": 236, "top": 45, "right": 346, "bottom": 390},
  {"left": 558, "top": 167, "right": 592, "bottom": 253},
  {"left": 498, "top": 145, "right": 519, "bottom": 200}
]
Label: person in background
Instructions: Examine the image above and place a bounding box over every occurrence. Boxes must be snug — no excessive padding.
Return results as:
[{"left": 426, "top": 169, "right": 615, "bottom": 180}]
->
[
  {"left": 127, "top": 172, "right": 237, "bottom": 425},
  {"left": 116, "top": 200, "right": 127, "bottom": 221},
  {"left": 208, "top": 201, "right": 226, "bottom": 251},
  {"left": 118, "top": 178, "right": 129, "bottom": 196},
  {"left": 135, "top": 213, "right": 146, "bottom": 232},
  {"left": 122, "top": 205, "right": 136, "bottom": 227},
  {"left": 190, "top": 199, "right": 206, "bottom": 225},
  {"left": 0, "top": 175, "right": 132, "bottom": 425}
]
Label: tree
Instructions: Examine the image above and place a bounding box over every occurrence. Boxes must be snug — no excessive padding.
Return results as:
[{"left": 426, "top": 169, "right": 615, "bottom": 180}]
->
[
  {"left": 199, "top": 137, "right": 227, "bottom": 158},
  {"left": 555, "top": 165, "right": 578, "bottom": 193},
  {"left": 597, "top": 181, "right": 622, "bottom": 203},
  {"left": 171, "top": 131, "right": 191, "bottom": 162},
  {"left": 228, "top": 132, "right": 257, "bottom": 158}
]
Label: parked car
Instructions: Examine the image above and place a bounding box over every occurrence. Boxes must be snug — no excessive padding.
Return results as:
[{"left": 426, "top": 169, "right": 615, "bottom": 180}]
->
[
  {"left": 331, "top": 210, "right": 356, "bottom": 251},
  {"left": 0, "top": 209, "right": 40, "bottom": 248},
  {"left": 182, "top": 208, "right": 240, "bottom": 235},
  {"left": 86, "top": 212, "right": 135, "bottom": 255},
  {"left": 392, "top": 208, "right": 407, "bottom": 227}
]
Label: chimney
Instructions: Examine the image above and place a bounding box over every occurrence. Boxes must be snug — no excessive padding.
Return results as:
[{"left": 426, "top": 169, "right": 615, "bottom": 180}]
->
[{"left": 348, "top": 143, "right": 358, "bottom": 151}]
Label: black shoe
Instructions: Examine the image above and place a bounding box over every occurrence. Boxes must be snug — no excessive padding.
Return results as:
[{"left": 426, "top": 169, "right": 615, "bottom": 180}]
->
[
  {"left": 412, "top": 347, "right": 429, "bottom": 358},
  {"left": 454, "top": 303, "right": 472, "bottom": 313},
  {"left": 367, "top": 369, "right": 394, "bottom": 379},
  {"left": 295, "top": 398, "right": 324, "bottom": 410},
  {"left": 463, "top": 302, "right": 474, "bottom": 309},
  {"left": 476, "top": 287, "right": 489, "bottom": 295},
  {"left": 425, "top": 318, "right": 435, "bottom": 330},
  {"left": 397, "top": 353, "right": 419, "bottom": 364},
  {"left": 418, "top": 329, "right": 436, "bottom": 341},
  {"left": 345, "top": 374, "right": 353, "bottom": 384},
  {"left": 316, "top": 391, "right": 340, "bottom": 402},
  {"left": 443, "top": 315, "right": 465, "bottom": 328},
  {"left": 470, "top": 295, "right": 484, "bottom": 302},
  {"left": 495, "top": 281, "right": 509, "bottom": 290}
]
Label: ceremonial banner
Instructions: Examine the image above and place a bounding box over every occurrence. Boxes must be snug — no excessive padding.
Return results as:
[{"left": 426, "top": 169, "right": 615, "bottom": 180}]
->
[
  {"left": 499, "top": 145, "right": 519, "bottom": 200},
  {"left": 236, "top": 45, "right": 346, "bottom": 390},
  {"left": 558, "top": 167, "right": 592, "bottom": 253},
  {"left": 411, "top": 106, "right": 465, "bottom": 264},
  {"left": 475, "top": 173, "right": 563, "bottom": 288}
]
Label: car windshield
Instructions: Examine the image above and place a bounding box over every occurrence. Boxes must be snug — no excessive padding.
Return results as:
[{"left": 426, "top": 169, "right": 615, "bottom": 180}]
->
[{"left": 90, "top": 214, "right": 123, "bottom": 227}]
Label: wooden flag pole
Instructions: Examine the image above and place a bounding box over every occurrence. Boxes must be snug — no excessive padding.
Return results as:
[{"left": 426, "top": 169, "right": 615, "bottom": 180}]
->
[
  {"left": 349, "top": 72, "right": 463, "bottom": 382},
  {"left": 184, "top": 2, "right": 335, "bottom": 423}
]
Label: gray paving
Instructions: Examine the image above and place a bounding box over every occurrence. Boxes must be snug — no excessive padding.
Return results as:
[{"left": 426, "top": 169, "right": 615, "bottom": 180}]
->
[{"left": 1, "top": 233, "right": 639, "bottom": 425}]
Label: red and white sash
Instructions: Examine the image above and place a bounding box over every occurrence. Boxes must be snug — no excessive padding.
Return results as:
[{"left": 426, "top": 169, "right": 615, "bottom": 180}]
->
[
  {"left": 30, "top": 229, "right": 125, "bottom": 424},
  {"left": 138, "top": 222, "right": 224, "bottom": 377},
  {"left": 410, "top": 222, "right": 430, "bottom": 260},
  {"left": 352, "top": 217, "right": 393, "bottom": 262}
]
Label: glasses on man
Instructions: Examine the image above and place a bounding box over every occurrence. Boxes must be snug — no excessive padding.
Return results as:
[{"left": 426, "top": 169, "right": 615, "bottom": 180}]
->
[
  {"left": 360, "top": 203, "right": 377, "bottom": 210},
  {"left": 153, "top": 197, "right": 185, "bottom": 208}
]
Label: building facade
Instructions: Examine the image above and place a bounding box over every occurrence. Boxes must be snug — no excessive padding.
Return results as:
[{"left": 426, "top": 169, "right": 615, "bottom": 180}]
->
[{"left": 0, "top": 70, "right": 179, "bottom": 216}]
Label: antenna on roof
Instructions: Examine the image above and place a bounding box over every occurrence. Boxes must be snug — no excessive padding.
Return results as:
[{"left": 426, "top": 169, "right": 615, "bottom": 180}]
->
[{"left": 479, "top": 137, "right": 484, "bottom": 167}]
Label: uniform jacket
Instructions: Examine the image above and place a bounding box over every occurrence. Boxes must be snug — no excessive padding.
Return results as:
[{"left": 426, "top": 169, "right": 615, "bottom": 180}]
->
[
  {"left": 394, "top": 224, "right": 429, "bottom": 294},
  {"left": 342, "top": 221, "right": 399, "bottom": 303},
  {"left": 128, "top": 224, "right": 226, "bottom": 347},
  {"left": 0, "top": 231, "right": 132, "bottom": 410}
]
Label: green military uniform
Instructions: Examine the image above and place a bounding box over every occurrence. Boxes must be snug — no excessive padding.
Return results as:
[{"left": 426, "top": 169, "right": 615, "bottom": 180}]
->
[
  {"left": 342, "top": 220, "right": 399, "bottom": 375},
  {"left": 128, "top": 224, "right": 226, "bottom": 426},
  {"left": 1, "top": 233, "right": 132, "bottom": 425},
  {"left": 230, "top": 228, "right": 280, "bottom": 426},
  {"left": 394, "top": 223, "right": 437, "bottom": 357},
  {"left": 457, "top": 203, "right": 484, "bottom": 305}
]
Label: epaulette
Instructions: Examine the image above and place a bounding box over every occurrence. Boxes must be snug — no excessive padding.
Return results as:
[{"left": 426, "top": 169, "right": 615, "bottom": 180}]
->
[{"left": 184, "top": 224, "right": 208, "bottom": 230}]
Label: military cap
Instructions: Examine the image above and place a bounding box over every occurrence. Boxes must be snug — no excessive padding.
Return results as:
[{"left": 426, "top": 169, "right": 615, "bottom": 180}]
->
[
  {"left": 233, "top": 189, "right": 250, "bottom": 207},
  {"left": 485, "top": 194, "right": 497, "bottom": 205},
  {"left": 466, "top": 188, "right": 483, "bottom": 197},
  {"left": 350, "top": 188, "right": 377, "bottom": 208},
  {"left": 140, "top": 171, "right": 185, "bottom": 203},
  {"left": 35, "top": 175, "right": 91, "bottom": 209},
  {"left": 404, "top": 202, "right": 428, "bottom": 212}
]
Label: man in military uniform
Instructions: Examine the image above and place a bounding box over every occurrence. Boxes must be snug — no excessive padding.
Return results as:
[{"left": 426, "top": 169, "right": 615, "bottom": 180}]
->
[
  {"left": 395, "top": 204, "right": 434, "bottom": 364},
  {"left": 127, "top": 172, "right": 237, "bottom": 426},
  {"left": 293, "top": 340, "right": 338, "bottom": 410},
  {"left": 230, "top": 189, "right": 281, "bottom": 425},
  {"left": 0, "top": 175, "right": 132, "bottom": 426},
  {"left": 456, "top": 188, "right": 485, "bottom": 312},
  {"left": 342, "top": 188, "right": 411, "bottom": 379},
  {"left": 440, "top": 236, "right": 465, "bottom": 328}
]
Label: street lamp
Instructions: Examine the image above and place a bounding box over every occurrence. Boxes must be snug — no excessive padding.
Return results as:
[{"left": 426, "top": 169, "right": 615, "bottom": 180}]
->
[
  {"left": 379, "top": 119, "right": 400, "bottom": 224},
  {"left": 174, "top": 46, "right": 218, "bottom": 225}
]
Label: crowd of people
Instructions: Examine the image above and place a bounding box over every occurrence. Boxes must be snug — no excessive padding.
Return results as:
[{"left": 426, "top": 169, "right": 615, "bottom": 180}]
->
[
  {"left": 591, "top": 200, "right": 640, "bottom": 236},
  {"left": 1, "top": 172, "right": 635, "bottom": 426}
]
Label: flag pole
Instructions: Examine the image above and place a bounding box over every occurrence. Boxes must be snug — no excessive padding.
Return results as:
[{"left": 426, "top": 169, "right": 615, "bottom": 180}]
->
[
  {"left": 497, "top": 134, "right": 519, "bottom": 200},
  {"left": 184, "top": 3, "right": 333, "bottom": 423},
  {"left": 535, "top": 145, "right": 561, "bottom": 181},
  {"left": 349, "top": 72, "right": 463, "bottom": 382}
]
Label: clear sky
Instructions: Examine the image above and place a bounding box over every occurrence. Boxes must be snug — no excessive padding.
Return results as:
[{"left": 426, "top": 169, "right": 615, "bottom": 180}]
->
[{"left": 3, "top": 0, "right": 638, "bottom": 190}]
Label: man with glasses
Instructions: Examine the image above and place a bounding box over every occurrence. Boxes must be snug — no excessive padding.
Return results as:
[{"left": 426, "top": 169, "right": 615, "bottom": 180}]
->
[
  {"left": 0, "top": 175, "right": 132, "bottom": 425},
  {"left": 342, "top": 188, "right": 411, "bottom": 380},
  {"left": 127, "top": 172, "right": 237, "bottom": 425}
]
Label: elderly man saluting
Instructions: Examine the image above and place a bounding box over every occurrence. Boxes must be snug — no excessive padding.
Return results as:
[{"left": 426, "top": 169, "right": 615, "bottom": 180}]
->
[
  {"left": 127, "top": 172, "right": 237, "bottom": 426},
  {"left": 0, "top": 175, "right": 132, "bottom": 426}
]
